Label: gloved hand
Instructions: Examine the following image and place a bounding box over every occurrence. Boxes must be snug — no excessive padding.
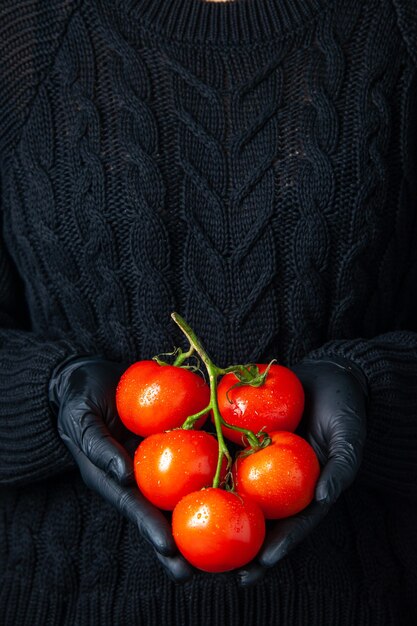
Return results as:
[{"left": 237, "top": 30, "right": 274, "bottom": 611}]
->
[
  {"left": 238, "top": 355, "right": 368, "bottom": 586},
  {"left": 48, "top": 355, "right": 194, "bottom": 583}
]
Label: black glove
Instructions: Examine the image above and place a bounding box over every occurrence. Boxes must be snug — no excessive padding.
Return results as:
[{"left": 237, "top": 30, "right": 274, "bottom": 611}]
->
[
  {"left": 238, "top": 356, "right": 368, "bottom": 586},
  {"left": 49, "top": 355, "right": 194, "bottom": 583}
]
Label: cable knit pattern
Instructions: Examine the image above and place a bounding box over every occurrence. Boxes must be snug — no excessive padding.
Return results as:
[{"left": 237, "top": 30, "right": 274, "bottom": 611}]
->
[
  {"left": 287, "top": 11, "right": 343, "bottom": 362},
  {"left": 58, "top": 12, "right": 134, "bottom": 357},
  {"left": 393, "top": 0, "right": 417, "bottom": 65},
  {"left": 1, "top": 0, "right": 417, "bottom": 624},
  {"left": 0, "top": 0, "right": 81, "bottom": 158},
  {"left": 329, "top": 1, "right": 396, "bottom": 337},
  {"left": 169, "top": 46, "right": 283, "bottom": 364},
  {"left": 106, "top": 18, "right": 176, "bottom": 357}
]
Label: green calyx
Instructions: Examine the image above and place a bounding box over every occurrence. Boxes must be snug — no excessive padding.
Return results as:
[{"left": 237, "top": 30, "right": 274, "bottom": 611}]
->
[
  {"left": 152, "top": 346, "right": 205, "bottom": 377},
  {"left": 223, "top": 359, "right": 277, "bottom": 405}
]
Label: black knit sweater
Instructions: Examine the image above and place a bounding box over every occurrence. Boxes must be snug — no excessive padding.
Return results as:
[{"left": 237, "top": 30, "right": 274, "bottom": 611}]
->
[{"left": 1, "top": 0, "right": 417, "bottom": 624}]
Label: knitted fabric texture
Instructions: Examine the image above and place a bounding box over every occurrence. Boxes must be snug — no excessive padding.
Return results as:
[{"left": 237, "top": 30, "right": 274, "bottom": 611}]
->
[{"left": 0, "top": 0, "right": 416, "bottom": 624}]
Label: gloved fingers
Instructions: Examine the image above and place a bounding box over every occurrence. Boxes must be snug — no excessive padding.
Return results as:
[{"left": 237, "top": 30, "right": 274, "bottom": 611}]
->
[
  {"left": 61, "top": 435, "right": 177, "bottom": 556},
  {"left": 61, "top": 405, "right": 135, "bottom": 485},
  {"left": 314, "top": 411, "right": 366, "bottom": 504},
  {"left": 237, "top": 561, "right": 267, "bottom": 587},
  {"left": 315, "top": 450, "right": 359, "bottom": 504},
  {"left": 255, "top": 501, "right": 331, "bottom": 568},
  {"left": 154, "top": 551, "right": 195, "bottom": 583}
]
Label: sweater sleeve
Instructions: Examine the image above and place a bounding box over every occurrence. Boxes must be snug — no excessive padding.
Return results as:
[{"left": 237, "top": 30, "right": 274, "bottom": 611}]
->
[
  {"left": 0, "top": 1, "right": 84, "bottom": 486},
  {"left": 305, "top": 1, "right": 417, "bottom": 500},
  {"left": 0, "top": 232, "right": 80, "bottom": 486},
  {"left": 306, "top": 331, "right": 417, "bottom": 499}
]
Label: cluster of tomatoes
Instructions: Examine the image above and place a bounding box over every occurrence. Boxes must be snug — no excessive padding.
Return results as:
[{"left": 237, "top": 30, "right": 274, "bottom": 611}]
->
[{"left": 115, "top": 317, "right": 320, "bottom": 574}]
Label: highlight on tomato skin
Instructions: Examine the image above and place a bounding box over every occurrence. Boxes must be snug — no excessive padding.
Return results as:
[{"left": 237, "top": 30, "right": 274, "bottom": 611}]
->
[
  {"left": 216, "top": 364, "right": 305, "bottom": 446},
  {"left": 233, "top": 431, "right": 320, "bottom": 520},
  {"left": 115, "top": 360, "right": 210, "bottom": 437},
  {"left": 172, "top": 488, "right": 266, "bottom": 573},
  {"left": 133, "top": 430, "right": 227, "bottom": 511}
]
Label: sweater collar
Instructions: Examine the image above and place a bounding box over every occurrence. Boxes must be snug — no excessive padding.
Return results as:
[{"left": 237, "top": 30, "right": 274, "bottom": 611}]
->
[{"left": 126, "top": 0, "right": 329, "bottom": 45}]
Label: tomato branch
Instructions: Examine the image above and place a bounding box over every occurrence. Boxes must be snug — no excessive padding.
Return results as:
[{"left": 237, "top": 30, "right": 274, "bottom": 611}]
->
[
  {"left": 181, "top": 405, "right": 211, "bottom": 430},
  {"left": 218, "top": 415, "right": 261, "bottom": 450},
  {"left": 172, "top": 346, "right": 195, "bottom": 367},
  {"left": 172, "top": 312, "right": 266, "bottom": 488}
]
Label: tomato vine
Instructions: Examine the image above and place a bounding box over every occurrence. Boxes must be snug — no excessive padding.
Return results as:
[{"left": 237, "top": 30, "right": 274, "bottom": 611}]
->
[{"left": 170, "top": 312, "right": 272, "bottom": 488}]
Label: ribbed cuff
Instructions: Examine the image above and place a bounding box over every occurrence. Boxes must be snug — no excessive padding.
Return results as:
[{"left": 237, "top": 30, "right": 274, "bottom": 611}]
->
[
  {"left": 306, "top": 332, "right": 417, "bottom": 497},
  {"left": 0, "top": 332, "right": 83, "bottom": 486}
]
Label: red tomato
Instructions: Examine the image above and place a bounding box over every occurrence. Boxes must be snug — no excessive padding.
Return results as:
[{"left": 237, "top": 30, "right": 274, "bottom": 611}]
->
[
  {"left": 116, "top": 360, "right": 210, "bottom": 437},
  {"left": 134, "top": 430, "right": 227, "bottom": 511},
  {"left": 233, "top": 431, "right": 320, "bottom": 519},
  {"left": 172, "top": 488, "right": 265, "bottom": 573},
  {"left": 216, "top": 363, "right": 305, "bottom": 446}
]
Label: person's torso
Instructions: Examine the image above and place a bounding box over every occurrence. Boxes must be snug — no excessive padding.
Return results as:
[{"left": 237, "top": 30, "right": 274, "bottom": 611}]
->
[{"left": 2, "top": 0, "right": 417, "bottom": 367}]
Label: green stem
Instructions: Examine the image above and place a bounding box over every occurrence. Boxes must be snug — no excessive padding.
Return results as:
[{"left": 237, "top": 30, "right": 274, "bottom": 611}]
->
[
  {"left": 218, "top": 416, "right": 260, "bottom": 449},
  {"left": 181, "top": 405, "right": 211, "bottom": 430},
  {"left": 209, "top": 371, "right": 232, "bottom": 487},
  {"left": 217, "top": 364, "right": 254, "bottom": 376},
  {"left": 171, "top": 313, "right": 212, "bottom": 372},
  {"left": 173, "top": 346, "right": 195, "bottom": 367},
  {"left": 172, "top": 313, "right": 232, "bottom": 486},
  {"left": 171, "top": 312, "right": 266, "bottom": 488}
]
